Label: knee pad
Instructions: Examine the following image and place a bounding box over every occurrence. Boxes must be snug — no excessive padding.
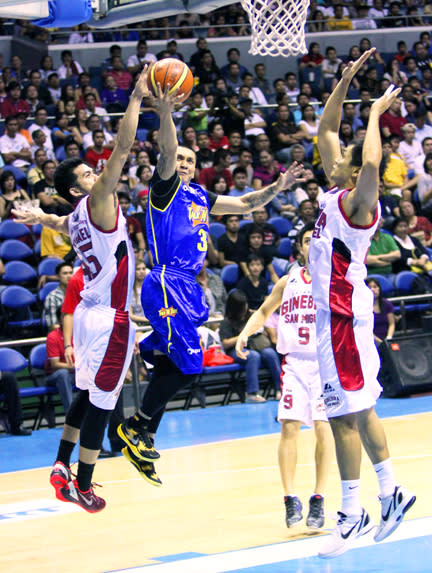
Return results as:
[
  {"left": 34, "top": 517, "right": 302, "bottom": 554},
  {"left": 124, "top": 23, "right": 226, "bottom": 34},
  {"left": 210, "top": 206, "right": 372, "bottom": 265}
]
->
[
  {"left": 65, "top": 390, "right": 89, "bottom": 429},
  {"left": 80, "top": 403, "right": 111, "bottom": 451}
]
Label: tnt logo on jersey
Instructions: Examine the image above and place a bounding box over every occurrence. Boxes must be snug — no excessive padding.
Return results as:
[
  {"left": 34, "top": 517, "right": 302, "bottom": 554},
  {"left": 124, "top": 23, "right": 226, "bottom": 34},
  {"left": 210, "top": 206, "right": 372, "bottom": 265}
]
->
[
  {"left": 188, "top": 202, "right": 209, "bottom": 227},
  {"left": 158, "top": 306, "right": 178, "bottom": 318}
]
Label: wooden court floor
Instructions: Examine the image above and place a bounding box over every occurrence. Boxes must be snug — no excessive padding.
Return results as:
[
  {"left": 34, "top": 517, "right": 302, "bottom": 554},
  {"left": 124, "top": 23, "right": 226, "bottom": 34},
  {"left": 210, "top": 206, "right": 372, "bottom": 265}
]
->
[{"left": 0, "top": 410, "right": 430, "bottom": 573}]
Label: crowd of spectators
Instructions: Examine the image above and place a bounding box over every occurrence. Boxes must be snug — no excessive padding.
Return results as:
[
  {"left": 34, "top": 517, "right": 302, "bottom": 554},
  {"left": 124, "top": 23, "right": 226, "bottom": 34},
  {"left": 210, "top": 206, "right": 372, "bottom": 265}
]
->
[{"left": 1, "top": 5, "right": 432, "bottom": 421}]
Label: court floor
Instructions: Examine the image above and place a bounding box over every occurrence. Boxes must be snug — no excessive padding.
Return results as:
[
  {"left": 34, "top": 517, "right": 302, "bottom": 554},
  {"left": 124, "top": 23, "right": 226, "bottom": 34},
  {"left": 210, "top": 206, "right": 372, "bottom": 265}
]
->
[{"left": 0, "top": 395, "right": 431, "bottom": 572}]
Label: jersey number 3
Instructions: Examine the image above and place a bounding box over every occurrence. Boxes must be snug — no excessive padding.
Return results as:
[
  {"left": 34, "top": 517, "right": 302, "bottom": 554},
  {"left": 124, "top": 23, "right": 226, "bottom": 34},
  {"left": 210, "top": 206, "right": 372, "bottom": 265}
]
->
[{"left": 197, "top": 229, "right": 208, "bottom": 252}]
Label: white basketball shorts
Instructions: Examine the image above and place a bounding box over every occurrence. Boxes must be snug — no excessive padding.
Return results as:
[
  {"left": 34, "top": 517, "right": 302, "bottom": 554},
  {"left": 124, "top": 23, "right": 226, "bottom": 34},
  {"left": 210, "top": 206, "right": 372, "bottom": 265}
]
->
[
  {"left": 277, "top": 353, "right": 327, "bottom": 427},
  {"left": 73, "top": 301, "right": 136, "bottom": 410},
  {"left": 316, "top": 308, "right": 382, "bottom": 418}
]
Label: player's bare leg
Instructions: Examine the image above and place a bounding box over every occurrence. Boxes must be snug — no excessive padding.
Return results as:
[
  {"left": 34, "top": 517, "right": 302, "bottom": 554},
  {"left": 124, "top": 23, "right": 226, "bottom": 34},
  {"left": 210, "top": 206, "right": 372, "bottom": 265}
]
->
[{"left": 278, "top": 420, "right": 303, "bottom": 527}]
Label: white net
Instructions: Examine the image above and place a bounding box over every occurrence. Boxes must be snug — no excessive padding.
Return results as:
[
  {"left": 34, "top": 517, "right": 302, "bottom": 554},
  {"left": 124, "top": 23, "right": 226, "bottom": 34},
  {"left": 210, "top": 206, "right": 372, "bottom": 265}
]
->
[{"left": 241, "top": 0, "right": 310, "bottom": 57}]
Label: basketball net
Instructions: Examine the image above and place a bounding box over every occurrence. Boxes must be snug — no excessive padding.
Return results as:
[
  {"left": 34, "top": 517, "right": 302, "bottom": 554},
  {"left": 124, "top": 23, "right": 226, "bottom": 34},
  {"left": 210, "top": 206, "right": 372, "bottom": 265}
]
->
[{"left": 241, "top": 0, "right": 310, "bottom": 57}]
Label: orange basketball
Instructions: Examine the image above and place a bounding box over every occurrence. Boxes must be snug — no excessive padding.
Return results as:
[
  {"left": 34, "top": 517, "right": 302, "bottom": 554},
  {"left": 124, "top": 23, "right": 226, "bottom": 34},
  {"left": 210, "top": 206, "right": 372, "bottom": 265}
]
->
[{"left": 148, "top": 58, "right": 194, "bottom": 102}]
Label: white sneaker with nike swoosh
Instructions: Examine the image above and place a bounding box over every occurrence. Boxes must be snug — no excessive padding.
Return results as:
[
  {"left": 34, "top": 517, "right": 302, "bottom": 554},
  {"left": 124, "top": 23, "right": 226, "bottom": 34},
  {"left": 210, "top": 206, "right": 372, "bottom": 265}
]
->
[
  {"left": 374, "top": 486, "right": 416, "bottom": 542},
  {"left": 319, "top": 508, "right": 374, "bottom": 559}
]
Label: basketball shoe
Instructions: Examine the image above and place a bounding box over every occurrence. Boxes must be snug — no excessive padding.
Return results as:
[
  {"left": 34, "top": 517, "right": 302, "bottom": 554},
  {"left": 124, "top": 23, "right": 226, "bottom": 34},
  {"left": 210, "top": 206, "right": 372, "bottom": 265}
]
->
[
  {"left": 117, "top": 421, "right": 160, "bottom": 462},
  {"left": 374, "top": 486, "right": 416, "bottom": 542},
  {"left": 319, "top": 508, "right": 374, "bottom": 559},
  {"left": 284, "top": 495, "right": 303, "bottom": 527},
  {"left": 57, "top": 479, "right": 106, "bottom": 513},
  {"left": 306, "top": 494, "right": 325, "bottom": 529},
  {"left": 121, "top": 446, "right": 162, "bottom": 487},
  {"left": 50, "top": 461, "right": 72, "bottom": 501}
]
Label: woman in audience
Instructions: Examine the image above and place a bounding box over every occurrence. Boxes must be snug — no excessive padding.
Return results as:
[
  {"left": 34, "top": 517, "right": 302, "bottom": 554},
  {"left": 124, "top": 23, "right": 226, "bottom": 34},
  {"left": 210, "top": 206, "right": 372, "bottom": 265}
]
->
[
  {"left": 384, "top": 58, "right": 408, "bottom": 88},
  {"left": 181, "top": 126, "right": 199, "bottom": 152},
  {"left": 366, "top": 278, "right": 396, "bottom": 345},
  {"left": 219, "top": 290, "right": 282, "bottom": 403},
  {"left": 39, "top": 54, "right": 55, "bottom": 81},
  {"left": 51, "top": 111, "right": 80, "bottom": 150},
  {"left": 298, "top": 42, "right": 324, "bottom": 71},
  {"left": 400, "top": 199, "right": 432, "bottom": 247},
  {"left": 307, "top": 10, "right": 329, "bottom": 33},
  {"left": 70, "top": 108, "right": 90, "bottom": 141},
  {"left": 298, "top": 104, "right": 320, "bottom": 143},
  {"left": 0, "top": 171, "right": 30, "bottom": 220},
  {"left": 252, "top": 150, "right": 286, "bottom": 190},
  {"left": 391, "top": 217, "right": 432, "bottom": 275},
  {"left": 130, "top": 261, "right": 150, "bottom": 328},
  {"left": 416, "top": 153, "right": 432, "bottom": 220},
  {"left": 209, "top": 174, "right": 230, "bottom": 196}
]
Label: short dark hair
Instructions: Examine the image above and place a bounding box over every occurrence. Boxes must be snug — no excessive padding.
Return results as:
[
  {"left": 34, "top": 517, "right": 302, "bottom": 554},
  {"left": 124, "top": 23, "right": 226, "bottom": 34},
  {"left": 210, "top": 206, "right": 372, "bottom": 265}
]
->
[
  {"left": 296, "top": 221, "right": 315, "bottom": 246},
  {"left": 117, "top": 191, "right": 131, "bottom": 203},
  {"left": 247, "top": 224, "right": 264, "bottom": 238},
  {"left": 54, "top": 157, "right": 85, "bottom": 203},
  {"left": 213, "top": 148, "right": 230, "bottom": 165},
  {"left": 56, "top": 261, "right": 73, "bottom": 275},
  {"left": 136, "top": 164, "right": 152, "bottom": 179},
  {"left": 42, "top": 159, "right": 55, "bottom": 172},
  {"left": 232, "top": 166, "right": 247, "bottom": 177},
  {"left": 246, "top": 253, "right": 264, "bottom": 267}
]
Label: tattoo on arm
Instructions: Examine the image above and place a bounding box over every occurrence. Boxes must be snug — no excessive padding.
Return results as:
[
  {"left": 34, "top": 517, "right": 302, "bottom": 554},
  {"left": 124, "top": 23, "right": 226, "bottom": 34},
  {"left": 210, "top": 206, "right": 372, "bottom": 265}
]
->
[{"left": 241, "top": 183, "right": 278, "bottom": 210}]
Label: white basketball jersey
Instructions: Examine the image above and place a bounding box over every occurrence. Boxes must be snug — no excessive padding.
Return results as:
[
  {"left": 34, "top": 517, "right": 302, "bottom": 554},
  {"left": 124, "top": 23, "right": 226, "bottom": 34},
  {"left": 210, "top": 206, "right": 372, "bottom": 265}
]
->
[
  {"left": 68, "top": 196, "right": 135, "bottom": 310},
  {"left": 309, "top": 187, "right": 380, "bottom": 319},
  {"left": 277, "top": 266, "right": 317, "bottom": 356}
]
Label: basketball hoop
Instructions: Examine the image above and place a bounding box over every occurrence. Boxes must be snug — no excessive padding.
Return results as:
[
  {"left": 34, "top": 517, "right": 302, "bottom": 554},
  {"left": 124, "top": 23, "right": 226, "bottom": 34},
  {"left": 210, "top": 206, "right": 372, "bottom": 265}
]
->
[{"left": 240, "top": 0, "right": 310, "bottom": 57}]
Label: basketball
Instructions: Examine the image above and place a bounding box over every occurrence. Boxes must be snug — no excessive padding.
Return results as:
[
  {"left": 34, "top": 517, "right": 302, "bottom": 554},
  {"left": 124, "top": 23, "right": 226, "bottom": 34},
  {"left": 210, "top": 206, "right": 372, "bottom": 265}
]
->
[{"left": 148, "top": 59, "right": 194, "bottom": 102}]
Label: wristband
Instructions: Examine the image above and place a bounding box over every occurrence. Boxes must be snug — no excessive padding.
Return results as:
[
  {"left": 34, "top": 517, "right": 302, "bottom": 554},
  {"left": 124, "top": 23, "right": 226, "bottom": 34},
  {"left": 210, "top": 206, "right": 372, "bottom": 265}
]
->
[{"left": 64, "top": 344, "right": 72, "bottom": 349}]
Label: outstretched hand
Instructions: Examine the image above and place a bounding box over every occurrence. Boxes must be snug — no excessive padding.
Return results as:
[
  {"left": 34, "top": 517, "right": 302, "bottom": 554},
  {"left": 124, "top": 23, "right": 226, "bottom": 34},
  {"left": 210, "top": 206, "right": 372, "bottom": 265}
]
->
[
  {"left": 341, "top": 47, "right": 376, "bottom": 82},
  {"left": 276, "top": 161, "right": 305, "bottom": 192},
  {"left": 153, "top": 80, "right": 183, "bottom": 113},
  {"left": 133, "top": 65, "right": 152, "bottom": 100},
  {"left": 11, "top": 206, "right": 44, "bottom": 225},
  {"left": 371, "top": 84, "right": 402, "bottom": 115}
]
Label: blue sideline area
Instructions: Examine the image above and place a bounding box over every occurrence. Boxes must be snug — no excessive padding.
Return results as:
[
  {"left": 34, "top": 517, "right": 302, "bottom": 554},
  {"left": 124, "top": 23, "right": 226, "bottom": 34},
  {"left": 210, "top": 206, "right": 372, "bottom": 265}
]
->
[{"left": 1, "top": 394, "right": 432, "bottom": 475}]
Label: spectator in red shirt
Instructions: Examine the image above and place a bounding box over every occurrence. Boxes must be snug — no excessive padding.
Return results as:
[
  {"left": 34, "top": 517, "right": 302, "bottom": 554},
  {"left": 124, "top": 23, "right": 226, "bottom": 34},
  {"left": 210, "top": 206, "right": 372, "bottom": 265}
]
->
[
  {"left": 208, "top": 120, "right": 230, "bottom": 151},
  {"left": 198, "top": 148, "right": 233, "bottom": 190},
  {"left": 45, "top": 309, "right": 76, "bottom": 414},
  {"left": 379, "top": 97, "right": 407, "bottom": 139},
  {"left": 84, "top": 129, "right": 112, "bottom": 173},
  {"left": 110, "top": 55, "right": 133, "bottom": 92},
  {"left": 0, "top": 80, "right": 30, "bottom": 118}
]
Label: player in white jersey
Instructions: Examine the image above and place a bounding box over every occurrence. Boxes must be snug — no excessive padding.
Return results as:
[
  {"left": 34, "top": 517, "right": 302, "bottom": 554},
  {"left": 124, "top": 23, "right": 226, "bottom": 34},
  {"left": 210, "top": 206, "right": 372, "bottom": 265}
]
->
[
  {"left": 12, "top": 68, "right": 156, "bottom": 513},
  {"left": 236, "top": 224, "right": 333, "bottom": 530},
  {"left": 308, "top": 48, "right": 415, "bottom": 558}
]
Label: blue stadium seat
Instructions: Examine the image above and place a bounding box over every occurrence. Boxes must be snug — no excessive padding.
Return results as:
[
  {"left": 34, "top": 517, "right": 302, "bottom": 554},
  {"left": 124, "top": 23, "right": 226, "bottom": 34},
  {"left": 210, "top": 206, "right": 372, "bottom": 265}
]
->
[
  {"left": 34, "top": 238, "right": 41, "bottom": 257},
  {"left": 394, "top": 271, "right": 418, "bottom": 295},
  {"left": 272, "top": 257, "right": 288, "bottom": 278},
  {"left": 0, "top": 239, "right": 33, "bottom": 261},
  {"left": 239, "top": 219, "right": 250, "bottom": 229},
  {"left": 221, "top": 264, "right": 239, "bottom": 289},
  {"left": 29, "top": 343, "right": 47, "bottom": 371},
  {"left": 0, "top": 286, "right": 42, "bottom": 333},
  {"left": 38, "top": 281, "right": 59, "bottom": 303},
  {"left": 3, "top": 261, "right": 37, "bottom": 285},
  {"left": 32, "top": 223, "right": 42, "bottom": 237},
  {"left": 268, "top": 216, "right": 293, "bottom": 237},
  {"left": 367, "top": 274, "right": 395, "bottom": 297},
  {"left": 0, "top": 220, "right": 30, "bottom": 240},
  {"left": 38, "top": 257, "right": 63, "bottom": 277},
  {"left": 0, "top": 347, "right": 28, "bottom": 373},
  {"left": 277, "top": 238, "right": 293, "bottom": 259},
  {"left": 209, "top": 221, "right": 226, "bottom": 240}
]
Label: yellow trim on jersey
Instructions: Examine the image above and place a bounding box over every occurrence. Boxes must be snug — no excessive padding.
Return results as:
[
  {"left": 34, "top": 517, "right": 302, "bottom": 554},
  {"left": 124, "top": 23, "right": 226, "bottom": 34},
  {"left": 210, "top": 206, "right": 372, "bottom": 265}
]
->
[
  {"left": 148, "top": 202, "right": 159, "bottom": 264},
  {"left": 149, "top": 178, "right": 182, "bottom": 213},
  {"left": 168, "top": 65, "right": 189, "bottom": 95},
  {"left": 160, "top": 264, "right": 173, "bottom": 350}
]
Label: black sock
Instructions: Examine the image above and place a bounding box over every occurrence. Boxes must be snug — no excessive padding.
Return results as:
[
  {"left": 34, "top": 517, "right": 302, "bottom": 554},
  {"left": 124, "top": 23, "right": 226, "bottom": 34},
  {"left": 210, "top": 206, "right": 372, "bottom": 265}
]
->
[
  {"left": 56, "top": 439, "right": 75, "bottom": 467},
  {"left": 129, "top": 412, "right": 149, "bottom": 431},
  {"left": 77, "top": 460, "right": 94, "bottom": 492}
]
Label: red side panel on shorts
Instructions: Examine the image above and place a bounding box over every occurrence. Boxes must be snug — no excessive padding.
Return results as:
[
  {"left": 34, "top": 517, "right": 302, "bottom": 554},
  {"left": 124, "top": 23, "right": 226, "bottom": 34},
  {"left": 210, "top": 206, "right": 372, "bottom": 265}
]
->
[
  {"left": 94, "top": 310, "right": 129, "bottom": 392},
  {"left": 330, "top": 248, "right": 365, "bottom": 391}
]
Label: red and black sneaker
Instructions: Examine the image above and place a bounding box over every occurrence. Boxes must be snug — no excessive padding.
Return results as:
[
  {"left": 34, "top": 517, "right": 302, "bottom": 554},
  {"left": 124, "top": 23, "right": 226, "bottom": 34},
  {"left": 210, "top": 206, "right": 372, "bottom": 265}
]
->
[
  {"left": 49, "top": 461, "right": 72, "bottom": 501},
  {"left": 59, "top": 479, "right": 106, "bottom": 513}
]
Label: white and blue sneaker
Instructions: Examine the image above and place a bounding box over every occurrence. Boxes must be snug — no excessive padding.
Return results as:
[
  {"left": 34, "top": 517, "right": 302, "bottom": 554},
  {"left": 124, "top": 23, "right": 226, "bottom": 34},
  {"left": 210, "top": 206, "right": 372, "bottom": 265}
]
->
[
  {"left": 319, "top": 508, "right": 374, "bottom": 559},
  {"left": 374, "top": 486, "right": 416, "bottom": 542}
]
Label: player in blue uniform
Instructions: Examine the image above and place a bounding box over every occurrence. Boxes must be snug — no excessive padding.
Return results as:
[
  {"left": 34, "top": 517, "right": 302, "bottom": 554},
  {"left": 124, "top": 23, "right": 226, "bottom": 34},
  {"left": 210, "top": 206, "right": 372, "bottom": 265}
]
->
[{"left": 117, "top": 83, "right": 303, "bottom": 485}]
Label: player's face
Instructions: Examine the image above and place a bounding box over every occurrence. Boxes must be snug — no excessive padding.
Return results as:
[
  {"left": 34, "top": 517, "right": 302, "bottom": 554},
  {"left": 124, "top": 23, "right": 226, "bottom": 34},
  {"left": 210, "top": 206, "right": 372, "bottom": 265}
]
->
[
  {"left": 73, "top": 163, "right": 98, "bottom": 195},
  {"left": 330, "top": 146, "right": 356, "bottom": 187},
  {"left": 176, "top": 146, "right": 196, "bottom": 184},
  {"left": 298, "top": 231, "right": 313, "bottom": 268}
]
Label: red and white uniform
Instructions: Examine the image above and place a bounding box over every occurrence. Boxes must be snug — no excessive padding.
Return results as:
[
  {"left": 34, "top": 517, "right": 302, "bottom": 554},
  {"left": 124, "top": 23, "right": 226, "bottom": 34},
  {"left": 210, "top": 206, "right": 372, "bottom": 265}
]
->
[
  {"left": 68, "top": 197, "right": 136, "bottom": 409},
  {"left": 277, "top": 266, "right": 327, "bottom": 426},
  {"left": 309, "top": 187, "right": 382, "bottom": 418}
]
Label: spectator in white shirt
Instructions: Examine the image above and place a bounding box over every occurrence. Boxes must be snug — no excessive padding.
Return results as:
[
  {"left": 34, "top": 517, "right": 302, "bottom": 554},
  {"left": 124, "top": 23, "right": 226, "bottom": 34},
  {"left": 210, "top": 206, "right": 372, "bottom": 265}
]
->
[
  {"left": 398, "top": 123, "right": 423, "bottom": 170},
  {"left": 127, "top": 39, "right": 157, "bottom": 75},
  {"left": 68, "top": 23, "right": 94, "bottom": 44},
  {"left": 28, "top": 107, "right": 54, "bottom": 154},
  {"left": 241, "top": 72, "right": 268, "bottom": 106},
  {"left": 82, "top": 114, "right": 114, "bottom": 150},
  {"left": 0, "top": 115, "right": 31, "bottom": 172},
  {"left": 56, "top": 49, "right": 84, "bottom": 79}
]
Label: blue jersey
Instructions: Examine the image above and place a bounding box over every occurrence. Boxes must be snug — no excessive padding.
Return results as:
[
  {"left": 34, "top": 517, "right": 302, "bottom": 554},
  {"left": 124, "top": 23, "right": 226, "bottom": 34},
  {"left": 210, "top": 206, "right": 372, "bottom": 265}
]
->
[
  {"left": 146, "top": 176, "right": 210, "bottom": 275},
  {"left": 140, "top": 173, "right": 214, "bottom": 374}
]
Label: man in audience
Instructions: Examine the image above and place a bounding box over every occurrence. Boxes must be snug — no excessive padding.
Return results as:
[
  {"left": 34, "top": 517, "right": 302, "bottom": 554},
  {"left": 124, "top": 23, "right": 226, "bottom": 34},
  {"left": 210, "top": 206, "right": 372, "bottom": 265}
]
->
[
  {"left": 366, "top": 218, "right": 401, "bottom": 277},
  {"left": 43, "top": 262, "right": 74, "bottom": 331},
  {"left": 228, "top": 166, "right": 254, "bottom": 198},
  {"left": 0, "top": 81, "right": 30, "bottom": 118},
  {"left": 0, "top": 370, "right": 31, "bottom": 436},
  {"left": 27, "top": 148, "right": 48, "bottom": 188},
  {"left": 218, "top": 214, "right": 248, "bottom": 267},
  {"left": 0, "top": 115, "right": 32, "bottom": 177},
  {"left": 127, "top": 39, "right": 157, "bottom": 75},
  {"left": 28, "top": 107, "right": 54, "bottom": 155},
  {"left": 198, "top": 148, "right": 233, "bottom": 190},
  {"left": 34, "top": 159, "right": 71, "bottom": 215},
  {"left": 84, "top": 130, "right": 113, "bottom": 173}
]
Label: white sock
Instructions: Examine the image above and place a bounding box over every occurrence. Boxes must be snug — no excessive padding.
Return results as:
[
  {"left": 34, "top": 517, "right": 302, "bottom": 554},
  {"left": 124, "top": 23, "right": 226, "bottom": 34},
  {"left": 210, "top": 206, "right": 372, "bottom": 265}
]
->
[
  {"left": 341, "top": 479, "right": 361, "bottom": 516},
  {"left": 374, "top": 459, "right": 397, "bottom": 498}
]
